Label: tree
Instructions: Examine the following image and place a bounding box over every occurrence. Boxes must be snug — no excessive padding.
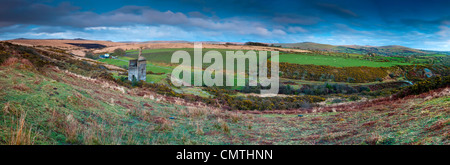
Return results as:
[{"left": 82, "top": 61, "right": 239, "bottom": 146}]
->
[{"left": 114, "top": 48, "right": 126, "bottom": 56}]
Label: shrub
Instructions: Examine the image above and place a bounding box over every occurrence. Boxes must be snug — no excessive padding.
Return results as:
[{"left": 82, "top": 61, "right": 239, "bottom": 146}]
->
[
  {"left": 331, "top": 99, "right": 344, "bottom": 104},
  {"left": 395, "top": 76, "right": 450, "bottom": 98},
  {"left": 244, "top": 42, "right": 268, "bottom": 47},
  {"left": 347, "top": 77, "right": 356, "bottom": 83},
  {"left": 113, "top": 48, "right": 126, "bottom": 56},
  {"left": 275, "top": 62, "right": 449, "bottom": 83},
  {"left": 349, "top": 95, "right": 361, "bottom": 101},
  {"left": 85, "top": 51, "right": 98, "bottom": 59}
]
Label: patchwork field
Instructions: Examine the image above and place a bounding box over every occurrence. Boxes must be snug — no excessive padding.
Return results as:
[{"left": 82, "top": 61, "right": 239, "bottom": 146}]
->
[{"left": 278, "top": 53, "right": 413, "bottom": 67}]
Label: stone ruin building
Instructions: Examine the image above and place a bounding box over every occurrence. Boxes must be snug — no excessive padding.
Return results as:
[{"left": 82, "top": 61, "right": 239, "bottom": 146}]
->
[{"left": 128, "top": 48, "right": 146, "bottom": 81}]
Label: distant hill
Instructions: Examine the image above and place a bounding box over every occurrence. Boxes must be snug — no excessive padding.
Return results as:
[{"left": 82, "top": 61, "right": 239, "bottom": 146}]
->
[
  {"left": 275, "top": 42, "right": 336, "bottom": 51},
  {"left": 274, "top": 42, "right": 450, "bottom": 56}
]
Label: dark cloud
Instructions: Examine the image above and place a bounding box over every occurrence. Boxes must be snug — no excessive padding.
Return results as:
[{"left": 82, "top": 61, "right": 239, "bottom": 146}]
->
[
  {"left": 401, "top": 16, "right": 450, "bottom": 27},
  {"left": 314, "top": 3, "right": 358, "bottom": 18},
  {"left": 0, "top": 0, "right": 78, "bottom": 27},
  {"left": 272, "top": 15, "right": 321, "bottom": 25}
]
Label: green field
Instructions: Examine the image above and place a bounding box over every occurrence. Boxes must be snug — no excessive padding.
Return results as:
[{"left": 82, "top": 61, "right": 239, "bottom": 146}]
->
[
  {"left": 125, "top": 48, "right": 272, "bottom": 68},
  {"left": 99, "top": 56, "right": 173, "bottom": 74},
  {"left": 102, "top": 48, "right": 417, "bottom": 86},
  {"left": 103, "top": 48, "right": 275, "bottom": 85},
  {"left": 278, "top": 54, "right": 413, "bottom": 67}
]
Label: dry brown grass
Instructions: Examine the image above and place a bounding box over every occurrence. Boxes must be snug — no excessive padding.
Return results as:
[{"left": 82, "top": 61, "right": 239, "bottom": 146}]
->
[
  {"left": 364, "top": 133, "right": 382, "bottom": 145},
  {"left": 2, "top": 102, "right": 11, "bottom": 114},
  {"left": 20, "top": 59, "right": 33, "bottom": 67},
  {"left": 2, "top": 102, "right": 21, "bottom": 117},
  {"left": 64, "top": 114, "right": 79, "bottom": 143},
  {"left": 425, "top": 119, "right": 450, "bottom": 131},
  {"left": 94, "top": 42, "right": 310, "bottom": 54},
  {"left": 153, "top": 117, "right": 174, "bottom": 132},
  {"left": 196, "top": 122, "right": 204, "bottom": 135},
  {"left": 8, "top": 39, "right": 125, "bottom": 51},
  {"left": 230, "top": 112, "right": 242, "bottom": 123},
  {"left": 2, "top": 57, "right": 18, "bottom": 66},
  {"left": 9, "top": 113, "right": 35, "bottom": 145},
  {"left": 216, "top": 118, "right": 230, "bottom": 134},
  {"left": 186, "top": 107, "right": 208, "bottom": 118},
  {"left": 7, "top": 39, "right": 309, "bottom": 56},
  {"left": 12, "top": 83, "right": 30, "bottom": 92}
]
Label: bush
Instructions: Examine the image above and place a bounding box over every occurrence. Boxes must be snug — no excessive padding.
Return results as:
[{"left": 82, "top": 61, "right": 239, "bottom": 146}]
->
[
  {"left": 395, "top": 76, "right": 450, "bottom": 98},
  {"left": 244, "top": 42, "right": 268, "bottom": 47},
  {"left": 276, "top": 62, "right": 390, "bottom": 83},
  {"left": 347, "top": 77, "right": 356, "bottom": 83},
  {"left": 331, "top": 99, "right": 344, "bottom": 104},
  {"left": 113, "top": 48, "right": 126, "bottom": 56},
  {"left": 85, "top": 51, "right": 98, "bottom": 59},
  {"left": 276, "top": 62, "right": 449, "bottom": 83},
  {"left": 349, "top": 95, "right": 361, "bottom": 101}
]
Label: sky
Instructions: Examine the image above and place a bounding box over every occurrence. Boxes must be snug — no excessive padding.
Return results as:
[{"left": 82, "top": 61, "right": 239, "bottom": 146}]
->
[{"left": 1, "top": 0, "right": 450, "bottom": 51}]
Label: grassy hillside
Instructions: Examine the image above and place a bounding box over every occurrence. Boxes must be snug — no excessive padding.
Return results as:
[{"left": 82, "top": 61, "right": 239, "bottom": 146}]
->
[
  {"left": 278, "top": 54, "right": 412, "bottom": 67},
  {"left": 276, "top": 42, "right": 450, "bottom": 57},
  {"left": 0, "top": 62, "right": 448, "bottom": 144},
  {"left": 275, "top": 42, "right": 336, "bottom": 51},
  {"left": 125, "top": 48, "right": 270, "bottom": 68}
]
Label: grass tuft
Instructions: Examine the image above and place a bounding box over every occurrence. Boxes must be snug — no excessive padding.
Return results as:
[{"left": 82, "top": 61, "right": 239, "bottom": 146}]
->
[{"left": 9, "top": 113, "right": 35, "bottom": 145}]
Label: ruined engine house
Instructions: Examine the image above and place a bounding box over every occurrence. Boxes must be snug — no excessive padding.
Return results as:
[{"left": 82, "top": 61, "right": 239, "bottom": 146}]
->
[{"left": 128, "top": 48, "right": 146, "bottom": 81}]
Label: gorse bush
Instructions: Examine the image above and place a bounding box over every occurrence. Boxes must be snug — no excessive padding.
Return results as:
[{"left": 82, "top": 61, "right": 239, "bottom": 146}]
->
[
  {"left": 237, "top": 82, "right": 376, "bottom": 96},
  {"left": 276, "top": 62, "right": 390, "bottom": 83},
  {"left": 274, "top": 62, "right": 449, "bottom": 83},
  {"left": 395, "top": 75, "right": 450, "bottom": 98},
  {"left": 207, "top": 86, "right": 325, "bottom": 110}
]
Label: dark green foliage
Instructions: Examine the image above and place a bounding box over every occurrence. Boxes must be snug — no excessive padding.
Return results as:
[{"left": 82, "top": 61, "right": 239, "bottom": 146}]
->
[
  {"left": 113, "top": 48, "right": 126, "bottom": 56},
  {"left": 389, "top": 73, "right": 395, "bottom": 78},
  {"left": 244, "top": 42, "right": 269, "bottom": 47},
  {"left": 331, "top": 99, "right": 344, "bottom": 103},
  {"left": 85, "top": 51, "right": 98, "bottom": 59},
  {"left": 347, "top": 77, "right": 356, "bottom": 83},
  {"left": 207, "top": 86, "right": 325, "bottom": 110},
  {"left": 276, "top": 61, "right": 449, "bottom": 83},
  {"left": 395, "top": 76, "right": 450, "bottom": 98},
  {"left": 131, "top": 76, "right": 139, "bottom": 87},
  {"left": 0, "top": 49, "right": 11, "bottom": 64},
  {"left": 349, "top": 95, "right": 361, "bottom": 101}
]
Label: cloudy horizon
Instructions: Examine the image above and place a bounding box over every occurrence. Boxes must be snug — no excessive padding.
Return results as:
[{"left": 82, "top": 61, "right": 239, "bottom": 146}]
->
[{"left": 1, "top": 0, "right": 450, "bottom": 51}]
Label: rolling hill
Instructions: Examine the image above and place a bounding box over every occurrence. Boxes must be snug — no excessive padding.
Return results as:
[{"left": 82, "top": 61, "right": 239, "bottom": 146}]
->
[{"left": 274, "top": 42, "right": 450, "bottom": 56}]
